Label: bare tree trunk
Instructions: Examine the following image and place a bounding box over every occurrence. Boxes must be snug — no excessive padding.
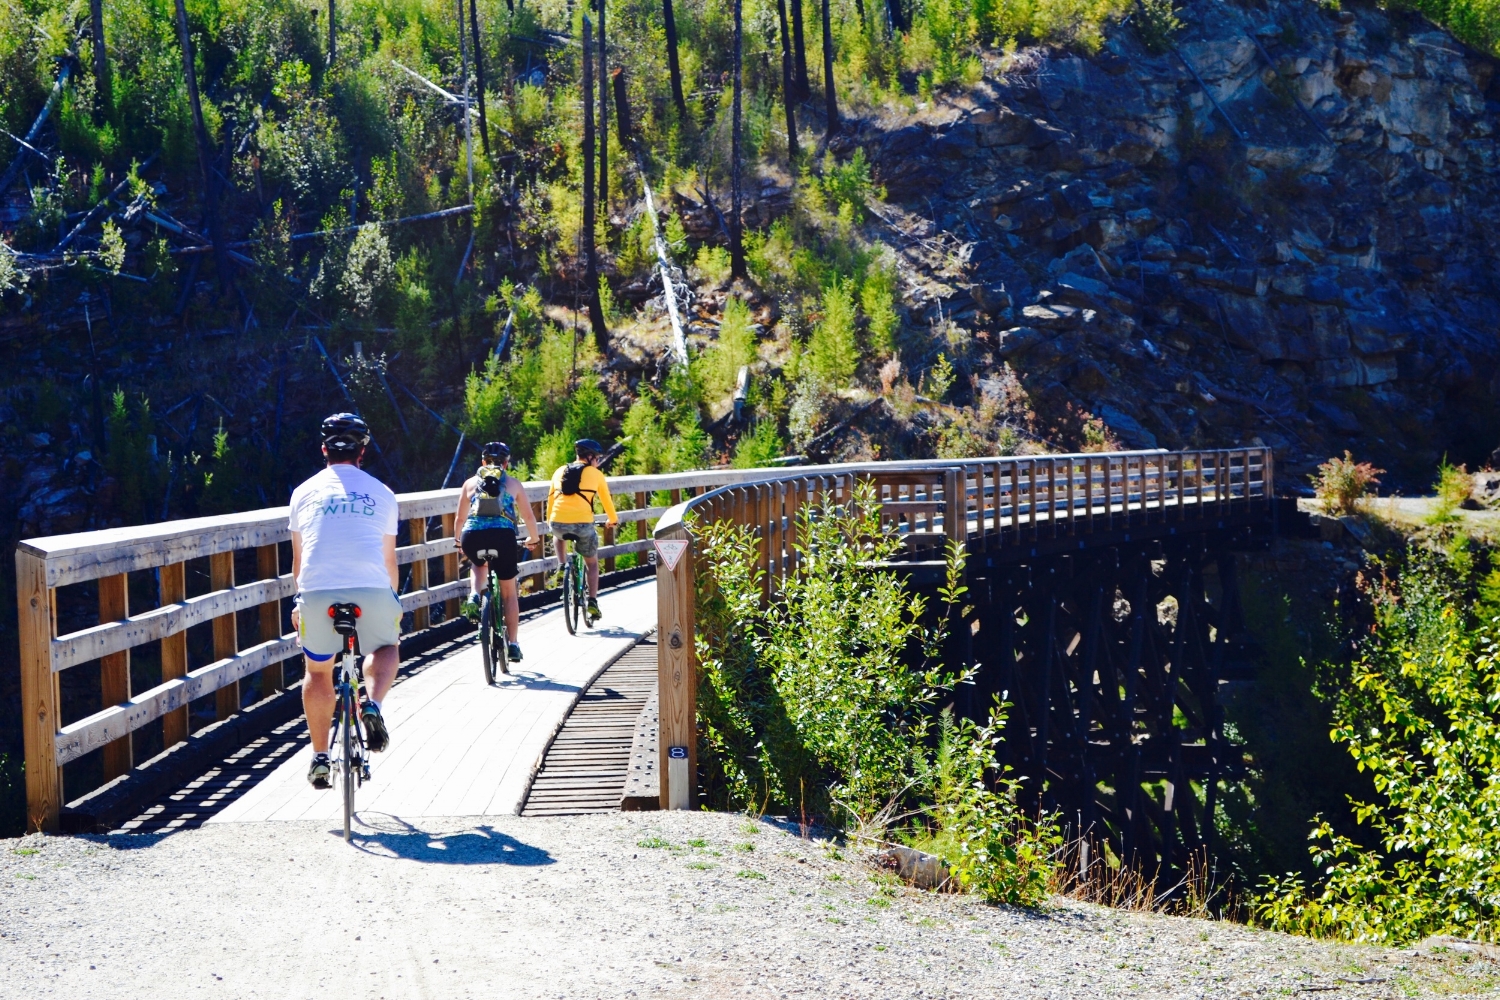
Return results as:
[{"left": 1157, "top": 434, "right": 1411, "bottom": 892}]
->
[
  {"left": 790, "top": 0, "right": 809, "bottom": 99},
  {"left": 820, "top": 0, "right": 838, "bottom": 138},
  {"left": 662, "top": 0, "right": 686, "bottom": 115},
  {"left": 327, "top": 0, "right": 336, "bottom": 64},
  {"left": 173, "top": 0, "right": 228, "bottom": 292},
  {"left": 730, "top": 0, "right": 746, "bottom": 282},
  {"left": 581, "top": 17, "right": 609, "bottom": 347},
  {"left": 467, "top": 0, "right": 490, "bottom": 156},
  {"left": 775, "top": 0, "right": 799, "bottom": 163},
  {"left": 597, "top": 0, "right": 608, "bottom": 218},
  {"left": 612, "top": 68, "right": 632, "bottom": 145},
  {"left": 886, "top": 0, "right": 907, "bottom": 32},
  {"left": 89, "top": 0, "right": 109, "bottom": 122}
]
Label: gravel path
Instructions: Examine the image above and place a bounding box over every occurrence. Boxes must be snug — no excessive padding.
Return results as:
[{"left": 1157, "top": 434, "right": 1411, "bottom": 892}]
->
[{"left": 1, "top": 812, "right": 1493, "bottom": 998}]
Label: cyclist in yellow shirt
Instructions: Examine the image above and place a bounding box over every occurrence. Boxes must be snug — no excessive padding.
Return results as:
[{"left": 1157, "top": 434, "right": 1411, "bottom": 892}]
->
[{"left": 547, "top": 438, "right": 618, "bottom": 621}]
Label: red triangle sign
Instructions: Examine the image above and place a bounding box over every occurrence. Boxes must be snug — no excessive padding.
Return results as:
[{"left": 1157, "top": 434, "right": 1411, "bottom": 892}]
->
[{"left": 654, "top": 538, "right": 689, "bottom": 572}]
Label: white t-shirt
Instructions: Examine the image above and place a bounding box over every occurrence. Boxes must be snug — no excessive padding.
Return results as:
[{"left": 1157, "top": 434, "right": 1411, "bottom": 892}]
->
[{"left": 288, "top": 464, "right": 399, "bottom": 592}]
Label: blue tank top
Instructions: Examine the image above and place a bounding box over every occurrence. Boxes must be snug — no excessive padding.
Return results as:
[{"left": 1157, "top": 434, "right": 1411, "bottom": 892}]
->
[{"left": 464, "top": 468, "right": 518, "bottom": 532}]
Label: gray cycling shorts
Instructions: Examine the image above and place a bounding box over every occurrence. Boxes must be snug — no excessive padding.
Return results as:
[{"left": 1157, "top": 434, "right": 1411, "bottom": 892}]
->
[
  {"left": 297, "top": 587, "right": 403, "bottom": 661},
  {"left": 551, "top": 522, "right": 600, "bottom": 558}
]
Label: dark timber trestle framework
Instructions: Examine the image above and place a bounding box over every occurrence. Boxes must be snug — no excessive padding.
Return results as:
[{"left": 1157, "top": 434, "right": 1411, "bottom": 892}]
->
[{"left": 967, "top": 533, "right": 1259, "bottom": 880}]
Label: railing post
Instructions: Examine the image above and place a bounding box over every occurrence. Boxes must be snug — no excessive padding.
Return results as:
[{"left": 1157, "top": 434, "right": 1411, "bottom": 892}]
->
[
  {"left": 98, "top": 573, "right": 132, "bottom": 780},
  {"left": 17, "top": 548, "right": 61, "bottom": 832},
  {"left": 944, "top": 468, "right": 961, "bottom": 547},
  {"left": 160, "top": 562, "right": 188, "bottom": 746},
  {"left": 257, "top": 544, "right": 285, "bottom": 695},
  {"left": 211, "top": 551, "right": 239, "bottom": 720},
  {"left": 441, "top": 512, "right": 460, "bottom": 620},
  {"left": 408, "top": 517, "right": 430, "bottom": 631},
  {"left": 656, "top": 520, "right": 696, "bottom": 810}
]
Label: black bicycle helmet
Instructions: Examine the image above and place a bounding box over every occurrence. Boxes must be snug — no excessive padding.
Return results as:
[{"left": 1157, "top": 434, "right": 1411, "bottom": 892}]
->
[
  {"left": 321, "top": 412, "right": 371, "bottom": 456},
  {"left": 574, "top": 438, "right": 602, "bottom": 460},
  {"left": 481, "top": 441, "right": 510, "bottom": 462}
]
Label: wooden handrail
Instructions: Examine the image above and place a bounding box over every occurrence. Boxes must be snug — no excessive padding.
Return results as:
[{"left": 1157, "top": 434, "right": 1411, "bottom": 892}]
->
[
  {"left": 648, "top": 448, "right": 1274, "bottom": 810},
  {"left": 15, "top": 460, "right": 853, "bottom": 830},
  {"left": 15, "top": 449, "right": 1270, "bottom": 831}
]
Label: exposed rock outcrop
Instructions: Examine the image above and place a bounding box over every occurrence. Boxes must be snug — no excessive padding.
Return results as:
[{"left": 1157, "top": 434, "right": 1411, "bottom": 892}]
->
[{"left": 857, "top": 0, "right": 1500, "bottom": 482}]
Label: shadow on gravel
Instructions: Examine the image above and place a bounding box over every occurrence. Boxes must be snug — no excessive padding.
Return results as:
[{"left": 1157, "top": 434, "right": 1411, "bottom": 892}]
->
[{"left": 347, "top": 813, "right": 556, "bottom": 866}]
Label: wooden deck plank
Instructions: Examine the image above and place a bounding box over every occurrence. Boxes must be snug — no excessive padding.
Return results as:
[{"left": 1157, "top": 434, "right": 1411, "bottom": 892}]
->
[
  {"left": 519, "top": 637, "right": 658, "bottom": 818},
  {"left": 203, "top": 580, "right": 657, "bottom": 826}
]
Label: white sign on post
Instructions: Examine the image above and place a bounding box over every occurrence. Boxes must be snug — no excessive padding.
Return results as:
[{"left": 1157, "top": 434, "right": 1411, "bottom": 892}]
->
[{"left": 653, "top": 538, "right": 689, "bottom": 572}]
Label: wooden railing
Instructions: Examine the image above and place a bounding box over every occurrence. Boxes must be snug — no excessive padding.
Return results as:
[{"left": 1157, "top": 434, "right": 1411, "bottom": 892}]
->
[
  {"left": 16, "top": 448, "right": 1271, "bottom": 830},
  {"left": 649, "top": 448, "right": 1274, "bottom": 809},
  {"left": 16, "top": 465, "right": 844, "bottom": 832}
]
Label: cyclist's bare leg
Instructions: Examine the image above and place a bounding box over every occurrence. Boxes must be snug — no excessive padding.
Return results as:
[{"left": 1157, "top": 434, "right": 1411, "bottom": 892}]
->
[
  {"left": 303, "top": 659, "right": 336, "bottom": 753},
  {"left": 366, "top": 645, "right": 398, "bottom": 703},
  {"left": 585, "top": 555, "right": 600, "bottom": 601},
  {"left": 468, "top": 562, "right": 487, "bottom": 595},
  {"left": 500, "top": 577, "right": 520, "bottom": 642}
]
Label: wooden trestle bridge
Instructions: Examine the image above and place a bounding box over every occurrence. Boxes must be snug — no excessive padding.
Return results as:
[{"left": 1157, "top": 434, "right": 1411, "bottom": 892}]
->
[{"left": 17, "top": 447, "right": 1274, "bottom": 870}]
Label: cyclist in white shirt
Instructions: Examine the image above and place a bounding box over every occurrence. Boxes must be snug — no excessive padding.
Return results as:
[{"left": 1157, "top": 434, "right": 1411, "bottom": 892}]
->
[{"left": 288, "top": 413, "right": 401, "bottom": 789}]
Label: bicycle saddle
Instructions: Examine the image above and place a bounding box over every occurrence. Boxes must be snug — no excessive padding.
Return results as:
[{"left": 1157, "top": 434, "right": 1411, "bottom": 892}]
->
[{"left": 328, "top": 602, "right": 362, "bottom": 636}]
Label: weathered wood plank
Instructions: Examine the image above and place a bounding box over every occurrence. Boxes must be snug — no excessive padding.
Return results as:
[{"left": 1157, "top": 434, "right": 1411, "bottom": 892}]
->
[
  {"left": 408, "top": 516, "right": 430, "bottom": 631},
  {"left": 51, "top": 573, "right": 295, "bottom": 672},
  {"left": 98, "top": 573, "right": 132, "bottom": 780},
  {"left": 621, "top": 689, "right": 659, "bottom": 809},
  {"left": 20, "top": 453, "right": 1182, "bottom": 589},
  {"left": 56, "top": 633, "right": 301, "bottom": 766},
  {"left": 654, "top": 518, "right": 695, "bottom": 810},
  {"left": 160, "top": 562, "right": 188, "bottom": 747},
  {"left": 256, "top": 544, "right": 284, "bottom": 695},
  {"left": 17, "top": 549, "right": 60, "bottom": 832},
  {"left": 211, "top": 551, "right": 239, "bottom": 721}
]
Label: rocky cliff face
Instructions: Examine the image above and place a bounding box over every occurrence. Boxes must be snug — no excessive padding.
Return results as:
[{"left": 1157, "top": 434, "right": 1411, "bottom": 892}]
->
[{"left": 856, "top": 0, "right": 1500, "bottom": 483}]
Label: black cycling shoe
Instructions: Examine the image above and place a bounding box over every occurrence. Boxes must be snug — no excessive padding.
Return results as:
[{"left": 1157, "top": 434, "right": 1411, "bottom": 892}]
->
[
  {"left": 508, "top": 641, "right": 523, "bottom": 662},
  {"left": 308, "top": 753, "right": 332, "bottom": 789},
  {"left": 361, "top": 702, "right": 390, "bottom": 753}
]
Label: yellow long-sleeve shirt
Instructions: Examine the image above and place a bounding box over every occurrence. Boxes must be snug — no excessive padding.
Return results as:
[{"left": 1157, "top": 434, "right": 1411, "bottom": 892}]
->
[{"left": 546, "top": 463, "right": 617, "bottom": 525}]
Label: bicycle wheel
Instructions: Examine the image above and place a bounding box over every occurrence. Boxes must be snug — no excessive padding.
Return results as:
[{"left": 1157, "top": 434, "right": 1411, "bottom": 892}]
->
[
  {"left": 562, "top": 554, "right": 579, "bottom": 635},
  {"left": 340, "top": 686, "right": 355, "bottom": 842},
  {"left": 479, "top": 589, "right": 496, "bottom": 686}
]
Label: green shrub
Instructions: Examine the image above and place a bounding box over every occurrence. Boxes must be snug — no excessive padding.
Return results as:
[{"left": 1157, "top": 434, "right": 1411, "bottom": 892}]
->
[
  {"left": 1310, "top": 451, "right": 1382, "bottom": 516},
  {"left": 860, "top": 258, "right": 900, "bottom": 358},
  {"left": 730, "top": 419, "right": 784, "bottom": 468},
  {"left": 694, "top": 296, "right": 758, "bottom": 406},
  {"left": 1133, "top": 0, "right": 1183, "bottom": 53},
  {"left": 693, "top": 244, "right": 732, "bottom": 285},
  {"left": 1427, "top": 458, "right": 1472, "bottom": 526},
  {"left": 1255, "top": 548, "right": 1500, "bottom": 943},
  {"left": 806, "top": 278, "right": 859, "bottom": 386}
]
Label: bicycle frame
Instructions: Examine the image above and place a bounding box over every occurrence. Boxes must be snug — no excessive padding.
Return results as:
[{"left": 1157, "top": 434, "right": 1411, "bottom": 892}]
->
[{"left": 328, "top": 603, "right": 368, "bottom": 841}]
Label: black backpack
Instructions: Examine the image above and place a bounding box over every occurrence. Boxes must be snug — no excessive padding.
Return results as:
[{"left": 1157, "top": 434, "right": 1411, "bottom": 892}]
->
[{"left": 560, "top": 461, "right": 587, "bottom": 496}]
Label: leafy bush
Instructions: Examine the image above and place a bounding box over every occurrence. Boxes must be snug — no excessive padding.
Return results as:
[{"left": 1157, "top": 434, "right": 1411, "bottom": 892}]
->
[
  {"left": 696, "top": 482, "right": 967, "bottom": 822},
  {"left": 1133, "top": 0, "right": 1183, "bottom": 53},
  {"left": 730, "top": 419, "right": 785, "bottom": 468},
  {"left": 1310, "top": 451, "right": 1383, "bottom": 516},
  {"left": 1255, "top": 548, "right": 1500, "bottom": 943},
  {"left": 1427, "top": 459, "right": 1472, "bottom": 525},
  {"left": 696, "top": 485, "right": 1059, "bottom": 901},
  {"left": 922, "top": 710, "right": 1061, "bottom": 906}
]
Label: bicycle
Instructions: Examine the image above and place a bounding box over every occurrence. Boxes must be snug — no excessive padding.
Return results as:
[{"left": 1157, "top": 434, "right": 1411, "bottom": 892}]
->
[
  {"left": 559, "top": 536, "right": 599, "bottom": 636},
  {"left": 327, "top": 602, "right": 371, "bottom": 842},
  {"left": 473, "top": 544, "right": 509, "bottom": 685}
]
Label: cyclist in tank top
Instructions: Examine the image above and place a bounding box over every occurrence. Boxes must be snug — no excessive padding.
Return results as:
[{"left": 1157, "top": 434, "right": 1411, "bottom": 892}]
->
[{"left": 454, "top": 442, "right": 541, "bottom": 662}]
